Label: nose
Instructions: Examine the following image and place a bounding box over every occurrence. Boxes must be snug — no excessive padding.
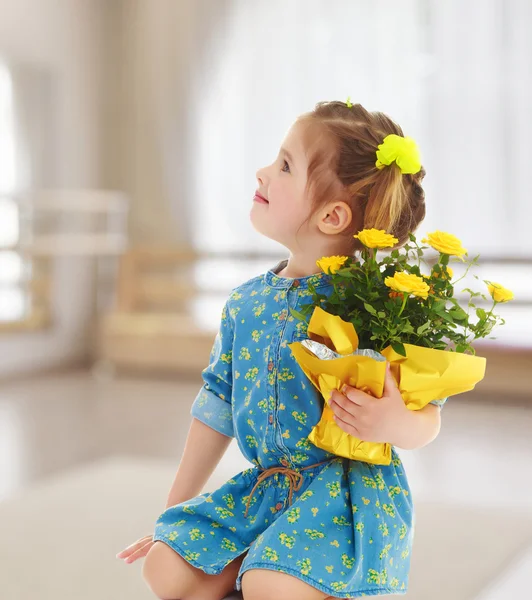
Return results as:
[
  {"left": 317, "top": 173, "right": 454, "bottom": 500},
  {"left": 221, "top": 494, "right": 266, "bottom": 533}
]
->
[{"left": 256, "top": 165, "right": 268, "bottom": 187}]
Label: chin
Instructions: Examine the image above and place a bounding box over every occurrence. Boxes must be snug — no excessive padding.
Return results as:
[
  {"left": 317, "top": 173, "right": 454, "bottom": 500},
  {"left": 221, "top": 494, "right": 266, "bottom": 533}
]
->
[{"left": 249, "top": 214, "right": 289, "bottom": 248}]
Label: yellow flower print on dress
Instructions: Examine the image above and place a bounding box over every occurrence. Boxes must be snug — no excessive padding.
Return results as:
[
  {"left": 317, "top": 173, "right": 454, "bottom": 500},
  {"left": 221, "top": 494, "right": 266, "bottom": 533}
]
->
[
  {"left": 326, "top": 481, "right": 341, "bottom": 498},
  {"left": 239, "top": 347, "right": 251, "bottom": 360},
  {"left": 245, "top": 435, "right": 258, "bottom": 448},
  {"left": 293, "top": 451, "right": 309, "bottom": 463},
  {"left": 221, "top": 538, "right": 237, "bottom": 552},
  {"left": 279, "top": 533, "right": 296, "bottom": 548},
  {"left": 214, "top": 507, "right": 234, "bottom": 519},
  {"left": 341, "top": 554, "right": 355, "bottom": 569},
  {"left": 291, "top": 411, "right": 307, "bottom": 426},
  {"left": 189, "top": 528, "right": 205, "bottom": 541},
  {"left": 222, "top": 494, "right": 235, "bottom": 509},
  {"left": 278, "top": 368, "right": 296, "bottom": 382},
  {"left": 184, "top": 550, "right": 200, "bottom": 562},
  {"left": 286, "top": 507, "right": 301, "bottom": 524},
  {"left": 245, "top": 367, "right": 259, "bottom": 381},
  {"left": 388, "top": 485, "right": 401, "bottom": 498},
  {"left": 297, "top": 557, "right": 312, "bottom": 575},
  {"left": 253, "top": 303, "right": 266, "bottom": 317},
  {"left": 362, "top": 476, "right": 377, "bottom": 489},
  {"left": 262, "top": 547, "right": 279, "bottom": 562},
  {"left": 367, "top": 568, "right": 388, "bottom": 585}
]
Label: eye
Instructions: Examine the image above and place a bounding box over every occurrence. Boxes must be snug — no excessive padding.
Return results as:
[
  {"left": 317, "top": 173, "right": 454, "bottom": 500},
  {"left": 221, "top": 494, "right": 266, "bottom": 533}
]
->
[{"left": 282, "top": 159, "right": 290, "bottom": 173}]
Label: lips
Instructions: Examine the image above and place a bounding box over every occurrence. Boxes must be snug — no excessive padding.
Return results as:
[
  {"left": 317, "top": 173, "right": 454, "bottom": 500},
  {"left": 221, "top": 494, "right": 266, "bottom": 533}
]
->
[{"left": 254, "top": 191, "right": 269, "bottom": 204}]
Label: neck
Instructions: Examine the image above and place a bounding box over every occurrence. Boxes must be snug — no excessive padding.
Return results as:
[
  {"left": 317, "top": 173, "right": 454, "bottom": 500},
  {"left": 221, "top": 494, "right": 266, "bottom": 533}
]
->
[{"left": 278, "top": 250, "right": 343, "bottom": 278}]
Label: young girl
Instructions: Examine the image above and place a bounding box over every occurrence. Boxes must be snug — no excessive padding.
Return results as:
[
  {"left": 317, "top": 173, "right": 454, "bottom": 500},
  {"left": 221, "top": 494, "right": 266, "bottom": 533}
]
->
[{"left": 117, "top": 101, "right": 445, "bottom": 600}]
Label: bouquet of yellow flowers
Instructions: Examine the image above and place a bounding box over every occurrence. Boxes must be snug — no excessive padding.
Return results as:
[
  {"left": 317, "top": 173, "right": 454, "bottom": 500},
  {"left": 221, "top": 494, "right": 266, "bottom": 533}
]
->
[{"left": 289, "top": 229, "right": 514, "bottom": 465}]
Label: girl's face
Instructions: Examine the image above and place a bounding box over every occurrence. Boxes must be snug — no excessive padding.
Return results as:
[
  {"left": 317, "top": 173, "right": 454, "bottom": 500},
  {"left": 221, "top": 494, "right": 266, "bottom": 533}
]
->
[{"left": 251, "top": 121, "right": 313, "bottom": 250}]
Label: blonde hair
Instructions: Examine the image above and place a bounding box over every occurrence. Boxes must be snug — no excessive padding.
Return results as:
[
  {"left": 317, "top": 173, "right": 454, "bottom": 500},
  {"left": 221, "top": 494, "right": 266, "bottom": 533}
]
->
[{"left": 299, "top": 101, "right": 426, "bottom": 251}]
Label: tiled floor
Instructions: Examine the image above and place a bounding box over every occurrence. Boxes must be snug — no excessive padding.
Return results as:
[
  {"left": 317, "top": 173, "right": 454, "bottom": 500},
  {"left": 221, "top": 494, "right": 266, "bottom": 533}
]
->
[{"left": 0, "top": 369, "right": 531, "bottom": 599}]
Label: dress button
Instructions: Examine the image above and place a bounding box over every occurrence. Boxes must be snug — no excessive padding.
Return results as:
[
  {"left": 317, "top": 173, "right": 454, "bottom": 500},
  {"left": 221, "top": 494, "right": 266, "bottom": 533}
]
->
[
  {"left": 280, "top": 458, "right": 289, "bottom": 466},
  {"left": 268, "top": 415, "right": 273, "bottom": 424},
  {"left": 293, "top": 279, "right": 300, "bottom": 288},
  {"left": 268, "top": 362, "right": 274, "bottom": 371},
  {"left": 275, "top": 502, "right": 283, "bottom": 510}
]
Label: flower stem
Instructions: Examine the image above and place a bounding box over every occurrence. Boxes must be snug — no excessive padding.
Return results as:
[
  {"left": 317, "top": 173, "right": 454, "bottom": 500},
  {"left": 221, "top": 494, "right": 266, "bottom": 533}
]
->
[{"left": 397, "top": 293, "right": 408, "bottom": 317}]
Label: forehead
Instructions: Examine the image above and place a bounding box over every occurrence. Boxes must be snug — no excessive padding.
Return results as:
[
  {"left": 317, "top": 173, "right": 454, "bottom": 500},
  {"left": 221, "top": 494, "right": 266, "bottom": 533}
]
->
[{"left": 281, "top": 120, "right": 310, "bottom": 158}]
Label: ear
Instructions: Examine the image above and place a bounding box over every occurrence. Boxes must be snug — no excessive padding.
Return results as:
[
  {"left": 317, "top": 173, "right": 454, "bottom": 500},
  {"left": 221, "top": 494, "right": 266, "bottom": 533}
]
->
[{"left": 317, "top": 201, "right": 352, "bottom": 235}]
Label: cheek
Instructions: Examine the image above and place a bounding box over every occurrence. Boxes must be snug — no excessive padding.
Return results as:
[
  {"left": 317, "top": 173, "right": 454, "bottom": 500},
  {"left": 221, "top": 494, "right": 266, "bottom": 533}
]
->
[{"left": 269, "top": 180, "right": 308, "bottom": 219}]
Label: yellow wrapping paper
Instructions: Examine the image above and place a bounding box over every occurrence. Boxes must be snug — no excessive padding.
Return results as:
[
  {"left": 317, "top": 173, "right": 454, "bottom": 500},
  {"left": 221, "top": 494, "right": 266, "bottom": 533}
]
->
[{"left": 289, "top": 307, "right": 486, "bottom": 465}]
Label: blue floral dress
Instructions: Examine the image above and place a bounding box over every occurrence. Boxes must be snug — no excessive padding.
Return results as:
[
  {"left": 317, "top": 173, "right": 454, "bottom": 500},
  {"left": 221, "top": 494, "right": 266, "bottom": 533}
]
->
[{"left": 153, "top": 260, "right": 446, "bottom": 598}]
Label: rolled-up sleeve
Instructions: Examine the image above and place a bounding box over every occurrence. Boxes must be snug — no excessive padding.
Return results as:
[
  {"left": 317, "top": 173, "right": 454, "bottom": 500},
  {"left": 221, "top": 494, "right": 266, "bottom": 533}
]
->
[
  {"left": 190, "top": 301, "right": 234, "bottom": 437},
  {"left": 429, "top": 397, "right": 448, "bottom": 409}
]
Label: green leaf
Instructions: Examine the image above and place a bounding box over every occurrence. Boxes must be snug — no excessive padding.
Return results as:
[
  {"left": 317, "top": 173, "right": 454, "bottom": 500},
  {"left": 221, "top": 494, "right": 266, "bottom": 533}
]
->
[
  {"left": 476, "top": 308, "right": 487, "bottom": 320},
  {"left": 439, "top": 311, "right": 455, "bottom": 324},
  {"left": 408, "top": 233, "right": 416, "bottom": 242},
  {"left": 335, "top": 269, "right": 357, "bottom": 278},
  {"left": 432, "top": 300, "right": 447, "bottom": 313},
  {"left": 377, "top": 311, "right": 386, "bottom": 319},
  {"left": 391, "top": 341, "right": 407, "bottom": 357},
  {"left": 364, "top": 303, "right": 377, "bottom": 316},
  {"left": 289, "top": 307, "right": 307, "bottom": 321},
  {"left": 417, "top": 321, "right": 431, "bottom": 335},
  {"left": 449, "top": 305, "right": 467, "bottom": 316}
]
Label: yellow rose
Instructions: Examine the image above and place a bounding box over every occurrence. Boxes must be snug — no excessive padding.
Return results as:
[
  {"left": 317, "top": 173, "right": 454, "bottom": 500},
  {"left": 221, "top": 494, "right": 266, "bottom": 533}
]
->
[
  {"left": 422, "top": 231, "right": 467, "bottom": 257},
  {"left": 353, "top": 229, "right": 399, "bottom": 249},
  {"left": 487, "top": 282, "right": 514, "bottom": 303},
  {"left": 385, "top": 272, "right": 430, "bottom": 299},
  {"left": 316, "top": 255, "right": 349, "bottom": 275}
]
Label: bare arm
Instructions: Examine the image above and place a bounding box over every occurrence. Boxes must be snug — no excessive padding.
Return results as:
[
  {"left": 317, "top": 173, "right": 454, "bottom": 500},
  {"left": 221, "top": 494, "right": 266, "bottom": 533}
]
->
[
  {"left": 391, "top": 404, "right": 441, "bottom": 450},
  {"left": 164, "top": 417, "right": 232, "bottom": 509}
]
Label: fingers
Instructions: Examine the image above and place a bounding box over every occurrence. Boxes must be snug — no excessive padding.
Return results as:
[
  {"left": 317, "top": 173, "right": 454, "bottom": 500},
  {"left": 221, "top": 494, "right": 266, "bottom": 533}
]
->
[
  {"left": 333, "top": 411, "right": 361, "bottom": 437},
  {"left": 339, "top": 385, "right": 368, "bottom": 406},
  {"left": 116, "top": 535, "right": 153, "bottom": 560},
  {"left": 123, "top": 540, "right": 154, "bottom": 563}
]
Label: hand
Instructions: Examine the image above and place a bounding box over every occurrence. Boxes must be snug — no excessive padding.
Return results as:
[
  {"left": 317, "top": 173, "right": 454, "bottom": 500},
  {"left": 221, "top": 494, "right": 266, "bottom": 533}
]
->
[
  {"left": 329, "top": 363, "right": 409, "bottom": 445},
  {"left": 116, "top": 534, "right": 154, "bottom": 564}
]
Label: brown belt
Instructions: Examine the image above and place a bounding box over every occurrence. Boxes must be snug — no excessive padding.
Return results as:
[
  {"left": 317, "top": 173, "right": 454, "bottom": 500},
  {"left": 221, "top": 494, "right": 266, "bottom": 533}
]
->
[{"left": 243, "top": 458, "right": 335, "bottom": 518}]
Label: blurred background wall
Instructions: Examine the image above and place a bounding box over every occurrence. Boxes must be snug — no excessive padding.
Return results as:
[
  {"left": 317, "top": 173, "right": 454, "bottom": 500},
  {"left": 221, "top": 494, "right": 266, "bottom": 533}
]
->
[
  {"left": 2, "top": 0, "right": 530, "bottom": 378},
  {"left": 0, "top": 0, "right": 106, "bottom": 376}
]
